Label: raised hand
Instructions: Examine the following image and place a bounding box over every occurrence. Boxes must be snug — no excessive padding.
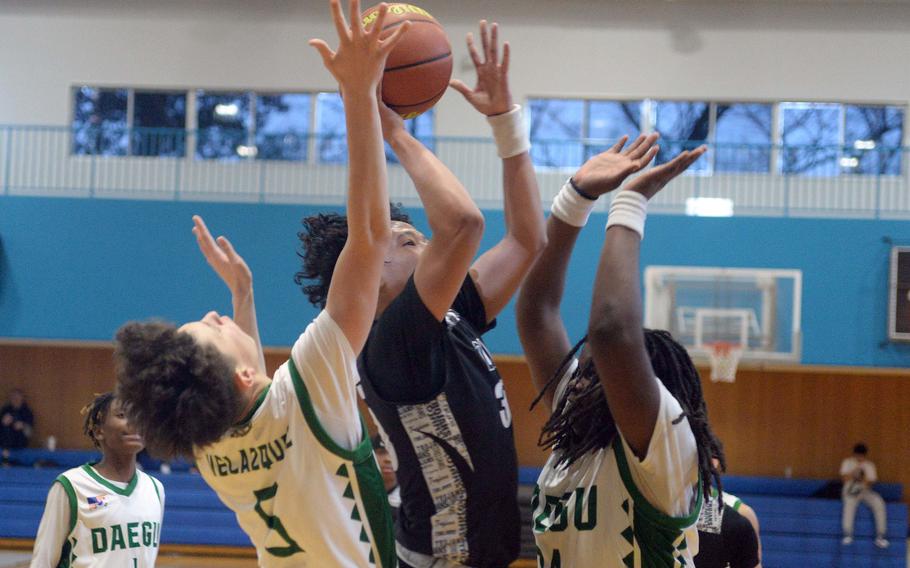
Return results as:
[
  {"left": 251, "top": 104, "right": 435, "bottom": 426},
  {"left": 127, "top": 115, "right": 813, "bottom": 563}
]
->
[
  {"left": 192, "top": 215, "right": 252, "bottom": 298},
  {"left": 624, "top": 145, "right": 707, "bottom": 200},
  {"left": 309, "top": 0, "right": 410, "bottom": 95},
  {"left": 449, "top": 20, "right": 513, "bottom": 116},
  {"left": 571, "top": 133, "right": 661, "bottom": 198}
]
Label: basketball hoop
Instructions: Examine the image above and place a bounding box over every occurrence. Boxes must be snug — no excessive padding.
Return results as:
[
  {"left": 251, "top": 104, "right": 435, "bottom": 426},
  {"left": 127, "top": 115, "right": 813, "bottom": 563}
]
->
[{"left": 707, "top": 341, "right": 743, "bottom": 383}]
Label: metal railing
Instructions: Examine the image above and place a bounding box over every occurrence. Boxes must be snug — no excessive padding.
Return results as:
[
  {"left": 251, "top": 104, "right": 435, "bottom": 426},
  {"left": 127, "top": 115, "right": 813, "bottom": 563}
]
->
[{"left": 3, "top": 124, "right": 910, "bottom": 219}]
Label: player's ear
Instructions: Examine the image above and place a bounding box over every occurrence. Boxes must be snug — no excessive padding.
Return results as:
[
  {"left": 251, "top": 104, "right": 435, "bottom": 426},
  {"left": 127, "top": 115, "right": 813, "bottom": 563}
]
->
[{"left": 233, "top": 368, "right": 256, "bottom": 392}]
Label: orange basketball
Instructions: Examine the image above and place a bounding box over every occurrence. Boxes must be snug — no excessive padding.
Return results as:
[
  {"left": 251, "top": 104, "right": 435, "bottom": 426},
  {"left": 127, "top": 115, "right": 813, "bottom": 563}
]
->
[{"left": 362, "top": 3, "right": 453, "bottom": 119}]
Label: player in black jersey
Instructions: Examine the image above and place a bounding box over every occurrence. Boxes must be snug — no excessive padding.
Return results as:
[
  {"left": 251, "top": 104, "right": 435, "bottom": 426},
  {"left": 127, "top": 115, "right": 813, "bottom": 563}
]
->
[{"left": 296, "top": 21, "right": 545, "bottom": 568}]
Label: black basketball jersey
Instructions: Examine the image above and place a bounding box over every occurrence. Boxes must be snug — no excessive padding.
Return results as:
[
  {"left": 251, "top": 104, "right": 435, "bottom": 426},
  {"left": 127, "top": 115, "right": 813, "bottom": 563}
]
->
[
  {"left": 695, "top": 503, "right": 760, "bottom": 568},
  {"left": 358, "top": 276, "right": 521, "bottom": 568}
]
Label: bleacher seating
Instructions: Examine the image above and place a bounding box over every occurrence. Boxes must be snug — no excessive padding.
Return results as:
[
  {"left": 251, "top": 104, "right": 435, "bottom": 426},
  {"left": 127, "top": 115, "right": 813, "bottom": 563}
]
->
[
  {"left": 2, "top": 455, "right": 906, "bottom": 567},
  {"left": 0, "top": 451, "right": 250, "bottom": 549}
]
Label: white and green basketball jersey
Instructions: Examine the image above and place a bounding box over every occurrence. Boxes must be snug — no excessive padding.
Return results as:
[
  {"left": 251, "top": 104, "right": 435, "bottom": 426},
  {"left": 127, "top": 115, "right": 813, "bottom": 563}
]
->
[
  {"left": 197, "top": 314, "right": 394, "bottom": 567},
  {"left": 533, "top": 362, "right": 702, "bottom": 568},
  {"left": 53, "top": 464, "right": 164, "bottom": 568}
]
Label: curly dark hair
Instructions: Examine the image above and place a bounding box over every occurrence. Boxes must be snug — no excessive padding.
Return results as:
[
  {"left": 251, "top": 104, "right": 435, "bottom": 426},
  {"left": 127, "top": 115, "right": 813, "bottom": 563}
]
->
[
  {"left": 114, "top": 321, "right": 242, "bottom": 459},
  {"left": 532, "top": 329, "right": 724, "bottom": 503},
  {"left": 295, "top": 204, "right": 410, "bottom": 308},
  {"left": 81, "top": 392, "right": 116, "bottom": 449}
]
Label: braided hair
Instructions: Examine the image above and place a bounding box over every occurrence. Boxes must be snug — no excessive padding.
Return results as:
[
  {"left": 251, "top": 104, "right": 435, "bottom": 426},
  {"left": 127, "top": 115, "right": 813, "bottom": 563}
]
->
[
  {"left": 295, "top": 204, "right": 411, "bottom": 308},
  {"left": 81, "top": 392, "right": 116, "bottom": 449},
  {"left": 532, "top": 329, "right": 724, "bottom": 502}
]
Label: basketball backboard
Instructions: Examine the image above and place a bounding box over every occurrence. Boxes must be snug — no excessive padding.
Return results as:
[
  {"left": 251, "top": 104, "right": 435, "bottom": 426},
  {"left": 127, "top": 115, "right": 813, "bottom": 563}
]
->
[{"left": 644, "top": 266, "right": 802, "bottom": 363}]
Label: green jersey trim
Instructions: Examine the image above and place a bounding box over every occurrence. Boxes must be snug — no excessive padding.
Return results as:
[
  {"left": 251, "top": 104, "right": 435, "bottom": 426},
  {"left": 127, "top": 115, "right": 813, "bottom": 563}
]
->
[
  {"left": 81, "top": 464, "right": 139, "bottom": 497},
  {"left": 352, "top": 456, "right": 396, "bottom": 568},
  {"left": 54, "top": 475, "right": 78, "bottom": 535},
  {"left": 287, "top": 357, "right": 372, "bottom": 463},
  {"left": 149, "top": 474, "right": 163, "bottom": 507},
  {"left": 612, "top": 438, "right": 702, "bottom": 530},
  {"left": 236, "top": 383, "right": 271, "bottom": 427}
]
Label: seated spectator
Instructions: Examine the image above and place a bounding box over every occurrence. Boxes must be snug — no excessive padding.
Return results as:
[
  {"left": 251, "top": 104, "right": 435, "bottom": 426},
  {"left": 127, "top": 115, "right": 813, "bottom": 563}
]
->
[
  {"left": 1, "top": 388, "right": 34, "bottom": 461},
  {"left": 841, "top": 442, "right": 889, "bottom": 548},
  {"left": 372, "top": 434, "right": 400, "bottom": 522}
]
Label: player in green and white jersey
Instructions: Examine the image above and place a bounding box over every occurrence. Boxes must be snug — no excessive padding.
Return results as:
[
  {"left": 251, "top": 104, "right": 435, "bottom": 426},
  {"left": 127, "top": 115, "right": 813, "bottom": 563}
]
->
[
  {"left": 517, "top": 138, "right": 725, "bottom": 567},
  {"left": 113, "top": 2, "right": 410, "bottom": 566},
  {"left": 30, "top": 393, "right": 164, "bottom": 568}
]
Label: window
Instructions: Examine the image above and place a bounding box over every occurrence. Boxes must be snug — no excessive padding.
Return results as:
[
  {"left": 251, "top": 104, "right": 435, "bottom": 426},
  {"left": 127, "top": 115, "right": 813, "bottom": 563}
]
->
[
  {"left": 72, "top": 87, "right": 129, "bottom": 156},
  {"left": 528, "top": 98, "right": 584, "bottom": 169},
  {"left": 843, "top": 105, "right": 904, "bottom": 175},
  {"left": 255, "top": 94, "right": 312, "bottom": 161},
  {"left": 778, "top": 102, "right": 904, "bottom": 176},
  {"left": 528, "top": 98, "right": 768, "bottom": 173},
  {"left": 651, "top": 101, "right": 711, "bottom": 173},
  {"left": 586, "top": 101, "right": 642, "bottom": 159},
  {"left": 714, "top": 103, "right": 772, "bottom": 173},
  {"left": 779, "top": 102, "right": 841, "bottom": 176},
  {"left": 195, "top": 91, "right": 252, "bottom": 161},
  {"left": 132, "top": 91, "right": 187, "bottom": 157},
  {"left": 315, "top": 91, "right": 436, "bottom": 165}
]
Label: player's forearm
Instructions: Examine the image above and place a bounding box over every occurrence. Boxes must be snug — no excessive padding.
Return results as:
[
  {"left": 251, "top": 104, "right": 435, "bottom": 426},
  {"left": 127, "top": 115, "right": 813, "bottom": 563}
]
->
[
  {"left": 232, "top": 291, "right": 266, "bottom": 374},
  {"left": 387, "top": 131, "right": 483, "bottom": 238},
  {"left": 344, "top": 91, "right": 391, "bottom": 248},
  {"left": 500, "top": 152, "right": 546, "bottom": 255},
  {"left": 517, "top": 215, "right": 581, "bottom": 319}
]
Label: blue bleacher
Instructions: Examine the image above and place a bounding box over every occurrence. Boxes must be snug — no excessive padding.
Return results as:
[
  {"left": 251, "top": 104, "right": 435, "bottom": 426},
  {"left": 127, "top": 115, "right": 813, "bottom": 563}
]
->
[
  {"left": 2, "top": 455, "right": 907, "bottom": 565},
  {"left": 0, "top": 450, "right": 251, "bottom": 549}
]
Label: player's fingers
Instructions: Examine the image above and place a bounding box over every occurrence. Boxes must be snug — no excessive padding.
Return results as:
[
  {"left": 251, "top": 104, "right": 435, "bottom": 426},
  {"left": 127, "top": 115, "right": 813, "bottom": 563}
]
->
[
  {"left": 216, "top": 236, "right": 240, "bottom": 261},
  {"left": 449, "top": 79, "right": 472, "bottom": 97},
  {"left": 478, "top": 20, "right": 490, "bottom": 62},
  {"left": 348, "top": 0, "right": 363, "bottom": 38},
  {"left": 309, "top": 40, "right": 336, "bottom": 68},
  {"left": 609, "top": 135, "right": 629, "bottom": 153},
  {"left": 627, "top": 133, "right": 660, "bottom": 160},
  {"left": 500, "top": 41, "right": 510, "bottom": 76},
  {"left": 379, "top": 20, "right": 410, "bottom": 54},
  {"left": 328, "top": 0, "right": 350, "bottom": 42},
  {"left": 465, "top": 33, "right": 483, "bottom": 68},
  {"left": 489, "top": 22, "right": 499, "bottom": 64},
  {"left": 623, "top": 133, "right": 648, "bottom": 155},
  {"left": 639, "top": 145, "right": 659, "bottom": 168},
  {"left": 367, "top": 3, "right": 389, "bottom": 40}
]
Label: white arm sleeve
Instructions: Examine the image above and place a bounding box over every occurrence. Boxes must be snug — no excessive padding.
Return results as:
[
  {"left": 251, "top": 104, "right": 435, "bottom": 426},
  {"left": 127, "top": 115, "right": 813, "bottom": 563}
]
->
[
  {"left": 866, "top": 462, "right": 878, "bottom": 483},
  {"left": 290, "top": 310, "right": 363, "bottom": 451},
  {"left": 30, "top": 482, "right": 70, "bottom": 568},
  {"left": 619, "top": 381, "right": 699, "bottom": 518},
  {"left": 840, "top": 458, "right": 855, "bottom": 477}
]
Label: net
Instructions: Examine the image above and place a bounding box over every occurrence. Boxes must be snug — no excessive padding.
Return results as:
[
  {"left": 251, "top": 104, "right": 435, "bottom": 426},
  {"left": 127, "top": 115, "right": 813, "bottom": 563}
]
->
[{"left": 707, "top": 341, "right": 743, "bottom": 383}]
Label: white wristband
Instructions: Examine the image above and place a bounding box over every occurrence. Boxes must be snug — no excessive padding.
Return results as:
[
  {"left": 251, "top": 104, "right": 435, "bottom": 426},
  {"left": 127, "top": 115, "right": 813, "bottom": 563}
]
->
[
  {"left": 487, "top": 104, "right": 530, "bottom": 159},
  {"left": 606, "top": 190, "right": 648, "bottom": 239},
  {"left": 550, "top": 179, "right": 597, "bottom": 227}
]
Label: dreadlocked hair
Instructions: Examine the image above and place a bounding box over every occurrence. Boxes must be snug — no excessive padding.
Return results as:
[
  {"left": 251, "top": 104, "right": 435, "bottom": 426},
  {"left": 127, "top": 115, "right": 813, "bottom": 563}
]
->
[
  {"left": 81, "top": 392, "right": 116, "bottom": 449},
  {"left": 531, "top": 329, "right": 725, "bottom": 503},
  {"left": 295, "top": 204, "right": 411, "bottom": 308}
]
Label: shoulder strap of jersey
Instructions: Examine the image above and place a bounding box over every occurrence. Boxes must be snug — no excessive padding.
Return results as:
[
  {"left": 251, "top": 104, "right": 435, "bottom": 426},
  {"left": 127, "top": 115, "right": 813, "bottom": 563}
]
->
[
  {"left": 611, "top": 437, "right": 703, "bottom": 530},
  {"left": 286, "top": 357, "right": 372, "bottom": 462},
  {"left": 54, "top": 474, "right": 78, "bottom": 535}
]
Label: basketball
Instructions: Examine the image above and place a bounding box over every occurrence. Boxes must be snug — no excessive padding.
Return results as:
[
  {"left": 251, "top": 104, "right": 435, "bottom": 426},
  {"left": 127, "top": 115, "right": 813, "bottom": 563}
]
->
[{"left": 362, "top": 3, "right": 453, "bottom": 119}]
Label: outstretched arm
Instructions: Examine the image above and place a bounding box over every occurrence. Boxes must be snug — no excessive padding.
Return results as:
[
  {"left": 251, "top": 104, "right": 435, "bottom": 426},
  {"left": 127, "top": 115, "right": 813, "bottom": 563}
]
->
[
  {"left": 517, "top": 135, "right": 659, "bottom": 409},
  {"left": 381, "top": 98, "right": 484, "bottom": 321},
  {"left": 192, "top": 215, "right": 266, "bottom": 374},
  {"left": 587, "top": 146, "right": 706, "bottom": 457},
  {"left": 310, "top": 0, "right": 409, "bottom": 352},
  {"left": 451, "top": 21, "right": 546, "bottom": 321}
]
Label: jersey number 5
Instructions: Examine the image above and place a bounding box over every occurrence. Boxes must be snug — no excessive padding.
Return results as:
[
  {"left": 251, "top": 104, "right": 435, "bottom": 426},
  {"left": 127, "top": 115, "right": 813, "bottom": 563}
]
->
[{"left": 253, "top": 483, "right": 304, "bottom": 557}]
